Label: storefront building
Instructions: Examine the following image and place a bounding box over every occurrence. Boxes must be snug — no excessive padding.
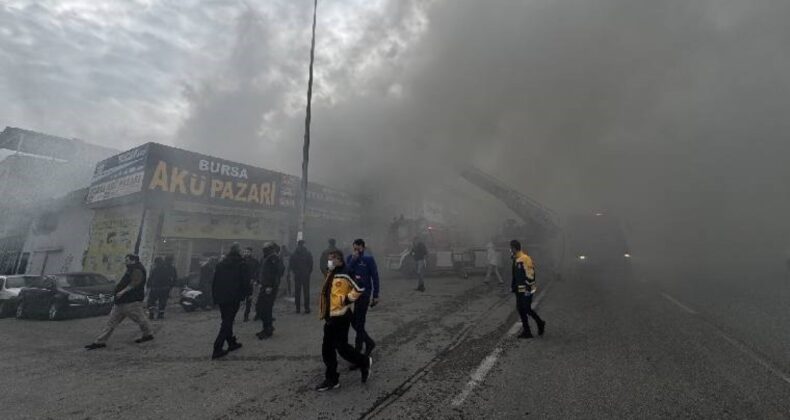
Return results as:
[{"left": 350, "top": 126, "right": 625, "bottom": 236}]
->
[{"left": 84, "top": 143, "right": 362, "bottom": 280}]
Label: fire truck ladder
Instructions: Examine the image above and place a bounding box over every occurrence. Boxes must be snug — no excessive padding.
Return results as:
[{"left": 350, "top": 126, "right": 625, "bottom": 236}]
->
[{"left": 460, "top": 166, "right": 560, "bottom": 236}]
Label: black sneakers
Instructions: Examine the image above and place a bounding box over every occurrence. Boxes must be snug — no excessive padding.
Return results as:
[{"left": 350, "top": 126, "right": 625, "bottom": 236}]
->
[
  {"left": 228, "top": 342, "right": 243, "bottom": 352},
  {"left": 211, "top": 349, "right": 229, "bottom": 360},
  {"left": 316, "top": 380, "right": 340, "bottom": 392},
  {"left": 537, "top": 321, "right": 546, "bottom": 336},
  {"left": 256, "top": 331, "right": 272, "bottom": 340},
  {"left": 361, "top": 357, "right": 373, "bottom": 383},
  {"left": 84, "top": 343, "right": 106, "bottom": 350},
  {"left": 517, "top": 331, "right": 534, "bottom": 339},
  {"left": 135, "top": 335, "right": 154, "bottom": 344}
]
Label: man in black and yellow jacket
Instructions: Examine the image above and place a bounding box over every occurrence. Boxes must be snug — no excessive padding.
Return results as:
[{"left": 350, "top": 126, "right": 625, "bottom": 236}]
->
[
  {"left": 316, "top": 250, "right": 372, "bottom": 391},
  {"left": 510, "top": 240, "right": 546, "bottom": 339}
]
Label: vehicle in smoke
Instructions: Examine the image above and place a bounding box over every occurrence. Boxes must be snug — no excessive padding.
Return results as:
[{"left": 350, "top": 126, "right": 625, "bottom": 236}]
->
[
  {"left": 385, "top": 217, "right": 471, "bottom": 278},
  {"left": 15, "top": 273, "right": 114, "bottom": 320},
  {"left": 566, "top": 212, "right": 631, "bottom": 276},
  {"left": 179, "top": 272, "right": 210, "bottom": 312},
  {"left": 0, "top": 275, "right": 42, "bottom": 317}
]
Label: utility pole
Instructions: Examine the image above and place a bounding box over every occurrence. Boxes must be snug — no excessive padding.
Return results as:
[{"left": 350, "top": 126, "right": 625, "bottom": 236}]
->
[{"left": 297, "top": 0, "right": 318, "bottom": 242}]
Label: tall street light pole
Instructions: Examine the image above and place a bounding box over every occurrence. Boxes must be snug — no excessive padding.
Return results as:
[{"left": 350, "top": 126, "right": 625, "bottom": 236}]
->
[{"left": 298, "top": 0, "right": 318, "bottom": 242}]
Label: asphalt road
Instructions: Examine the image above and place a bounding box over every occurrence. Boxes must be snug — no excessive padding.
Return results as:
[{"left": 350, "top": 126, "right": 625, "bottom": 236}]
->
[{"left": 3, "top": 260, "right": 789, "bottom": 419}]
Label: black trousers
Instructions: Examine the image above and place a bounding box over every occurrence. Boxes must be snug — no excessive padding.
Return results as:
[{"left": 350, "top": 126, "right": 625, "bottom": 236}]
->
[
  {"left": 294, "top": 275, "right": 310, "bottom": 312},
  {"left": 323, "top": 312, "right": 368, "bottom": 383},
  {"left": 213, "top": 302, "right": 240, "bottom": 351},
  {"left": 258, "top": 290, "right": 276, "bottom": 334},
  {"left": 147, "top": 288, "right": 169, "bottom": 314},
  {"left": 515, "top": 292, "right": 543, "bottom": 333},
  {"left": 352, "top": 294, "right": 375, "bottom": 352},
  {"left": 243, "top": 294, "right": 254, "bottom": 320}
]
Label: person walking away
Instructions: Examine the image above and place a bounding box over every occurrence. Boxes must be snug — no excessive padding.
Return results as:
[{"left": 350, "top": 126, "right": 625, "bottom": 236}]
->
[
  {"left": 164, "top": 255, "right": 178, "bottom": 299},
  {"left": 211, "top": 244, "right": 250, "bottom": 359},
  {"left": 316, "top": 250, "right": 372, "bottom": 391},
  {"left": 510, "top": 240, "right": 546, "bottom": 339},
  {"left": 242, "top": 247, "right": 260, "bottom": 322},
  {"left": 485, "top": 241, "right": 504, "bottom": 284},
  {"left": 85, "top": 254, "right": 154, "bottom": 350},
  {"left": 199, "top": 257, "right": 217, "bottom": 310},
  {"left": 289, "top": 240, "right": 314, "bottom": 314},
  {"left": 280, "top": 244, "right": 292, "bottom": 297},
  {"left": 320, "top": 238, "right": 339, "bottom": 277},
  {"left": 256, "top": 243, "right": 282, "bottom": 339},
  {"left": 346, "top": 238, "right": 379, "bottom": 359},
  {"left": 147, "top": 257, "right": 174, "bottom": 320},
  {"left": 411, "top": 237, "right": 428, "bottom": 292}
]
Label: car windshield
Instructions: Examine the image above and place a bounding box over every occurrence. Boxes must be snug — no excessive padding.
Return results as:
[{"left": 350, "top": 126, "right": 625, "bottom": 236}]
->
[
  {"left": 52, "top": 274, "right": 112, "bottom": 288},
  {"left": 5, "top": 276, "right": 39, "bottom": 288}
]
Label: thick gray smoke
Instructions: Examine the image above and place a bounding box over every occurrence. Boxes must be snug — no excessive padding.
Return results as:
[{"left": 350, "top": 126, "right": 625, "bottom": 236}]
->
[{"left": 176, "top": 0, "right": 790, "bottom": 267}]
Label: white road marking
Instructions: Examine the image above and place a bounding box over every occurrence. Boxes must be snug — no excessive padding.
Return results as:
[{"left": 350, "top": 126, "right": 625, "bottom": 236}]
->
[
  {"left": 661, "top": 292, "right": 790, "bottom": 386},
  {"left": 451, "top": 347, "right": 503, "bottom": 406},
  {"left": 717, "top": 332, "right": 790, "bottom": 385},
  {"left": 451, "top": 282, "right": 553, "bottom": 408},
  {"left": 661, "top": 292, "right": 698, "bottom": 314}
]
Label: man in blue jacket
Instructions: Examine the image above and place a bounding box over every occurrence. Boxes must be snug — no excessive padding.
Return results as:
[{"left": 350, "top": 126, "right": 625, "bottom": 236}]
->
[{"left": 346, "top": 238, "right": 379, "bottom": 358}]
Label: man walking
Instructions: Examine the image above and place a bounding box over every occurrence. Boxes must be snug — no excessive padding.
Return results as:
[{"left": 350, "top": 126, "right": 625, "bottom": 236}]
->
[
  {"left": 211, "top": 244, "right": 250, "bottom": 359},
  {"left": 242, "top": 247, "right": 260, "bottom": 322},
  {"left": 510, "top": 240, "right": 546, "bottom": 339},
  {"left": 280, "top": 244, "right": 292, "bottom": 297},
  {"left": 316, "top": 250, "right": 372, "bottom": 391},
  {"left": 410, "top": 237, "right": 428, "bottom": 292},
  {"left": 485, "top": 241, "right": 504, "bottom": 284},
  {"left": 289, "top": 240, "right": 314, "bottom": 314},
  {"left": 319, "top": 238, "right": 339, "bottom": 277},
  {"left": 85, "top": 254, "right": 154, "bottom": 350},
  {"left": 256, "top": 243, "right": 282, "bottom": 339},
  {"left": 199, "top": 256, "right": 217, "bottom": 310},
  {"left": 346, "top": 239, "right": 379, "bottom": 358},
  {"left": 147, "top": 257, "right": 176, "bottom": 320}
]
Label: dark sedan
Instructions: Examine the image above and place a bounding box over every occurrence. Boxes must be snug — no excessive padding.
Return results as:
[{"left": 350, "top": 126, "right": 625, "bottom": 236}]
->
[{"left": 16, "top": 273, "right": 116, "bottom": 320}]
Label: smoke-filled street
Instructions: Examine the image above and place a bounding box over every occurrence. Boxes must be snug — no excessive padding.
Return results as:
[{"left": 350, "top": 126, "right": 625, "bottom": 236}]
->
[
  {"left": 3, "top": 259, "right": 790, "bottom": 419},
  {"left": 3, "top": 0, "right": 790, "bottom": 418}
]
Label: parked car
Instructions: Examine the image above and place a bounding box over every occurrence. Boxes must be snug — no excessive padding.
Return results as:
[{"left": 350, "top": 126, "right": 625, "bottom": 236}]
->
[
  {"left": 0, "top": 275, "right": 42, "bottom": 317},
  {"left": 16, "top": 273, "right": 116, "bottom": 320}
]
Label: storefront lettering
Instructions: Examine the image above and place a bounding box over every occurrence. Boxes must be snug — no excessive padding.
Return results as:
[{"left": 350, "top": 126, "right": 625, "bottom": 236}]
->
[
  {"left": 199, "top": 159, "right": 249, "bottom": 179},
  {"left": 149, "top": 161, "right": 276, "bottom": 206}
]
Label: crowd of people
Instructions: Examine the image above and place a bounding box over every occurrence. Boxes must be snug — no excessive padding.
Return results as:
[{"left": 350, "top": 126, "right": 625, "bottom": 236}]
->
[{"left": 81, "top": 236, "right": 547, "bottom": 391}]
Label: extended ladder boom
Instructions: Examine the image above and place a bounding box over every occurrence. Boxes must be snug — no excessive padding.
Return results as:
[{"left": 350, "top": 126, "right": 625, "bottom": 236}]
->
[{"left": 460, "top": 166, "right": 559, "bottom": 235}]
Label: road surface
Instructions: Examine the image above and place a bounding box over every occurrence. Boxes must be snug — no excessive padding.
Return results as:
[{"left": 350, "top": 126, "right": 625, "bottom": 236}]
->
[{"left": 2, "top": 261, "right": 789, "bottom": 419}]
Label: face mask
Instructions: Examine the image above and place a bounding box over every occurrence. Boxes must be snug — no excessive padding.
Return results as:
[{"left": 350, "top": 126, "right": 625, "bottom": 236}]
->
[{"left": 327, "top": 260, "right": 335, "bottom": 270}]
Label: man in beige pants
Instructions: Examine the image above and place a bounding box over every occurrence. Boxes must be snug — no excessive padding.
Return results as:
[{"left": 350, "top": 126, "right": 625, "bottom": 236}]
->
[{"left": 85, "top": 254, "right": 154, "bottom": 350}]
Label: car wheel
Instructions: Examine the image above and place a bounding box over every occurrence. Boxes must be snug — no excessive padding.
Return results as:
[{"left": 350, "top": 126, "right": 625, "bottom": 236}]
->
[
  {"left": 48, "top": 303, "right": 62, "bottom": 321},
  {"left": 0, "top": 301, "right": 6, "bottom": 317},
  {"left": 15, "top": 302, "right": 26, "bottom": 319}
]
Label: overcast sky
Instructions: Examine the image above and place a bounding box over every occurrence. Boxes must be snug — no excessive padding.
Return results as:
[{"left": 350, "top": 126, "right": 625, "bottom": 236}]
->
[{"left": 3, "top": 0, "right": 790, "bottom": 260}]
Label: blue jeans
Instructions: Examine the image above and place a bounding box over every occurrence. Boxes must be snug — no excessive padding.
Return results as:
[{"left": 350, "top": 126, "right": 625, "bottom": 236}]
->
[
  {"left": 415, "top": 259, "right": 427, "bottom": 288},
  {"left": 352, "top": 294, "right": 375, "bottom": 353}
]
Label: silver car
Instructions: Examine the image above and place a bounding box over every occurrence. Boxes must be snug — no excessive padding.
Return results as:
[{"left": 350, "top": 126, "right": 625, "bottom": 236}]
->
[{"left": 0, "top": 275, "right": 41, "bottom": 317}]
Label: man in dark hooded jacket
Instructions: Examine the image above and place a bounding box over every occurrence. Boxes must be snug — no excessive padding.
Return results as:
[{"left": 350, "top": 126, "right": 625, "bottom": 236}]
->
[
  {"left": 289, "top": 240, "right": 314, "bottom": 314},
  {"left": 147, "top": 257, "right": 170, "bottom": 320},
  {"left": 211, "top": 244, "right": 250, "bottom": 359},
  {"left": 256, "top": 242, "right": 283, "bottom": 339},
  {"left": 199, "top": 257, "right": 217, "bottom": 310}
]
